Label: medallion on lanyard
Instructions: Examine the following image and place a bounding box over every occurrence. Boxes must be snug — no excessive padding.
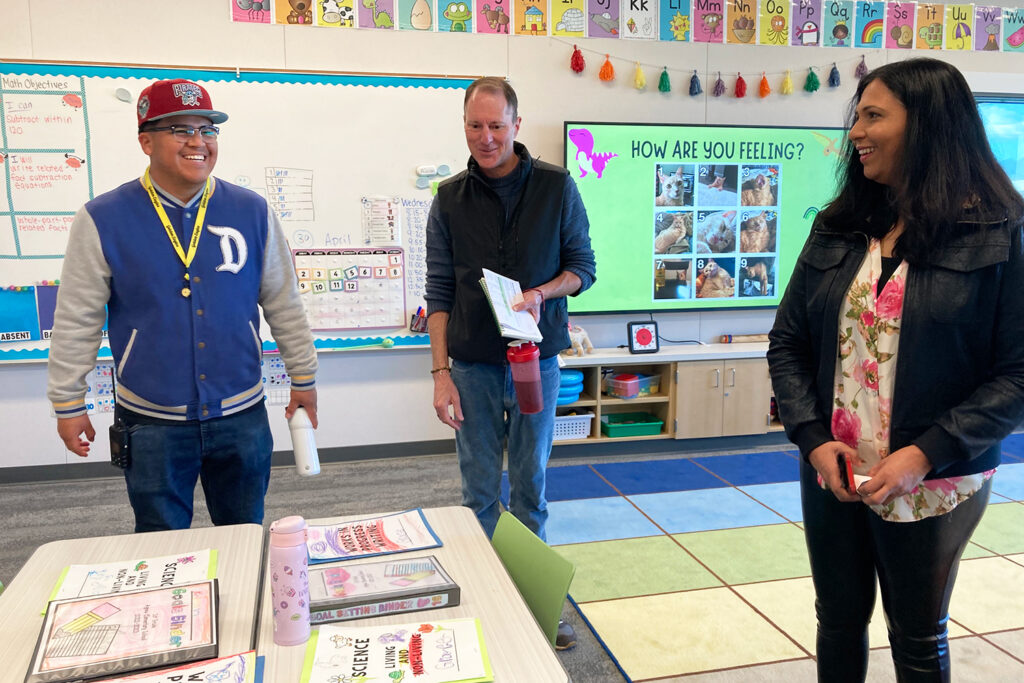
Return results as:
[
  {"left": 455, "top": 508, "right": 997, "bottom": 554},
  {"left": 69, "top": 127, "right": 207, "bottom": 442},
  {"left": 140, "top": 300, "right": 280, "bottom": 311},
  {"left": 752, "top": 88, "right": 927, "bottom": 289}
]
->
[{"left": 141, "top": 168, "right": 211, "bottom": 300}]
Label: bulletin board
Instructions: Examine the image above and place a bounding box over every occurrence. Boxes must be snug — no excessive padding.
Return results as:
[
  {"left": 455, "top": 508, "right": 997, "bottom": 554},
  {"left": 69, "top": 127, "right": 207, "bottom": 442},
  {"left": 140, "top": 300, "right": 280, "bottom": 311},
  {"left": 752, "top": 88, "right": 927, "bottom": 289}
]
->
[{"left": 0, "top": 62, "right": 471, "bottom": 360}]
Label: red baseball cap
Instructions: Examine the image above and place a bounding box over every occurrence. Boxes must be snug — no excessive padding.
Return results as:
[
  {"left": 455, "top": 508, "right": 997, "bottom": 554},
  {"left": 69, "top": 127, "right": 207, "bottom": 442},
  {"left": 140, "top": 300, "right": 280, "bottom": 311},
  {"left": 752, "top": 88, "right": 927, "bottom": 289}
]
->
[{"left": 136, "top": 79, "right": 228, "bottom": 130}]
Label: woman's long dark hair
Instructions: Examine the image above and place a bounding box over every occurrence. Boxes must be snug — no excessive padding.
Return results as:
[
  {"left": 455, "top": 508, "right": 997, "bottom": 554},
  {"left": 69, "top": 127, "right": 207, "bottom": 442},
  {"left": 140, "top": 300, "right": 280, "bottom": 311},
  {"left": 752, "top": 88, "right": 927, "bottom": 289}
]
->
[{"left": 817, "top": 58, "right": 1024, "bottom": 264}]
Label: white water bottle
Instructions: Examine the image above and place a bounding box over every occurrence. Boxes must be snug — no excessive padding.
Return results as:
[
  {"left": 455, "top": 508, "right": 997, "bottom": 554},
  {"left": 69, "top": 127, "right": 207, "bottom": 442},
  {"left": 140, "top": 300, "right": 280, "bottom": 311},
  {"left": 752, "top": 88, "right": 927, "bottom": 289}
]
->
[{"left": 289, "top": 407, "right": 320, "bottom": 476}]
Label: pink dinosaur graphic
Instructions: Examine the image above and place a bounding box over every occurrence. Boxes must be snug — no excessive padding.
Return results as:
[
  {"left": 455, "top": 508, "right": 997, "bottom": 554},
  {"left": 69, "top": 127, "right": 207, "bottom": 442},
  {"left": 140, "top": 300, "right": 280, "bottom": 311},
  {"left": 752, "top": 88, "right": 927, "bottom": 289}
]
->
[{"left": 568, "top": 128, "right": 618, "bottom": 179}]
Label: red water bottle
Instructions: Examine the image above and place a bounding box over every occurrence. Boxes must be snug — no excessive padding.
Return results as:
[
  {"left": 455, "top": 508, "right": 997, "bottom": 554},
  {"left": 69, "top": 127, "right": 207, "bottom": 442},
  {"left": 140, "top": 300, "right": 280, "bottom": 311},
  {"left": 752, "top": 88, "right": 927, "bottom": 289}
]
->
[{"left": 507, "top": 341, "right": 544, "bottom": 414}]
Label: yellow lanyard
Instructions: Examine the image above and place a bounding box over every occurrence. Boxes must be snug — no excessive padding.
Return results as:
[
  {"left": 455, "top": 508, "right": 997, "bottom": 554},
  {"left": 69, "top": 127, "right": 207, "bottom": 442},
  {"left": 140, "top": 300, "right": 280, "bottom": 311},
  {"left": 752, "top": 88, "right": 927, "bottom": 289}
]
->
[{"left": 141, "top": 168, "right": 212, "bottom": 281}]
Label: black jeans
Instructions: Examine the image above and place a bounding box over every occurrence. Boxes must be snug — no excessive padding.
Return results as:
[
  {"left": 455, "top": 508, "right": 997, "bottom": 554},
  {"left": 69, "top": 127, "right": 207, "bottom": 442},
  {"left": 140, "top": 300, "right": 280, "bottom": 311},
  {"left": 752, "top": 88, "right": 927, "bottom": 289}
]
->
[{"left": 800, "top": 460, "right": 991, "bottom": 683}]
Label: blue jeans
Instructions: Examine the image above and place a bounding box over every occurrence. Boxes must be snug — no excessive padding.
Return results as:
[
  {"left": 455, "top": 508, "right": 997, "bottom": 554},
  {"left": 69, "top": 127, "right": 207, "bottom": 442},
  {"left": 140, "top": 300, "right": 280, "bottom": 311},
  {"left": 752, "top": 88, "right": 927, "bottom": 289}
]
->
[
  {"left": 117, "top": 403, "right": 273, "bottom": 532},
  {"left": 451, "top": 356, "right": 560, "bottom": 541}
]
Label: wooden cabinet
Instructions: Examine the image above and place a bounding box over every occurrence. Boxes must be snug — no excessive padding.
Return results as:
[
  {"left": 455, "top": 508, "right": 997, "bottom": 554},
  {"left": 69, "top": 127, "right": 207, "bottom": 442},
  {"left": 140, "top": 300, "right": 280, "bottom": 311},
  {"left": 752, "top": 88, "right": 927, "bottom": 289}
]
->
[
  {"left": 560, "top": 346, "right": 773, "bottom": 444},
  {"left": 674, "top": 360, "right": 725, "bottom": 439},
  {"left": 674, "top": 358, "right": 772, "bottom": 439}
]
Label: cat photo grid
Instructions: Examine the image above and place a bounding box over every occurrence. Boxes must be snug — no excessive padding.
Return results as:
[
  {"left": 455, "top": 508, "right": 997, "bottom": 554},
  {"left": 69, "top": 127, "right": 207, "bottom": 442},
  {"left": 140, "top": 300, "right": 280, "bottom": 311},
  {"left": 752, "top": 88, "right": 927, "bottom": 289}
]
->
[{"left": 652, "top": 163, "right": 780, "bottom": 302}]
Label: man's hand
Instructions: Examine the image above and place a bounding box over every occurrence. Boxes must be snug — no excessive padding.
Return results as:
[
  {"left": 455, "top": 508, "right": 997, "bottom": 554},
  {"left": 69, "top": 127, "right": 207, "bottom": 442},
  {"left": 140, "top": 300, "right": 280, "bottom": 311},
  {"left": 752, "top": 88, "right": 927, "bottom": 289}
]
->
[
  {"left": 285, "top": 388, "right": 318, "bottom": 428},
  {"left": 858, "top": 445, "right": 931, "bottom": 506},
  {"left": 808, "top": 440, "right": 861, "bottom": 502},
  {"left": 512, "top": 288, "right": 543, "bottom": 323},
  {"left": 58, "top": 415, "right": 96, "bottom": 458},
  {"left": 433, "top": 372, "right": 464, "bottom": 430}
]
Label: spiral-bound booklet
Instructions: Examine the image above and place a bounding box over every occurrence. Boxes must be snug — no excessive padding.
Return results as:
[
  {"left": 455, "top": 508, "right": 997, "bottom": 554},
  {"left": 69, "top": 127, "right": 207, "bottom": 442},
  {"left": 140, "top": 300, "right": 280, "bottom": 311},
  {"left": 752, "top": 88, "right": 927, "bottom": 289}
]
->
[{"left": 479, "top": 268, "right": 543, "bottom": 342}]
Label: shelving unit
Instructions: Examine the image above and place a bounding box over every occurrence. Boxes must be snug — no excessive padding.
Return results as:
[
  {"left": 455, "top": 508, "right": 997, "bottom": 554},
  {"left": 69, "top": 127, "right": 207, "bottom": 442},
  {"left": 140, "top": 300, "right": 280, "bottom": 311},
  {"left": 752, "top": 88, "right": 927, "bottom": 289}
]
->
[
  {"left": 554, "top": 361, "right": 675, "bottom": 443},
  {"left": 558, "top": 345, "right": 773, "bottom": 444}
]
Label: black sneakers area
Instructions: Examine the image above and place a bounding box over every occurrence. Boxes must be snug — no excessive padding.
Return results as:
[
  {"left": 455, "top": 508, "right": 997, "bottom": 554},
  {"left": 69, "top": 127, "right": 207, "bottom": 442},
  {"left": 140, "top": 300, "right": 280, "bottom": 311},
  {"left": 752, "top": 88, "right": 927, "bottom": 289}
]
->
[{"left": 555, "top": 619, "right": 577, "bottom": 651}]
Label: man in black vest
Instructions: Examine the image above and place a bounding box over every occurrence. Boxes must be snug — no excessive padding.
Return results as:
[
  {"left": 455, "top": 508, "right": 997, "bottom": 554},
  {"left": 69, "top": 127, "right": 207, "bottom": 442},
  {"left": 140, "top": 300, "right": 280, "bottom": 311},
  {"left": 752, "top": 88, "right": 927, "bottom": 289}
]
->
[{"left": 424, "top": 77, "right": 595, "bottom": 546}]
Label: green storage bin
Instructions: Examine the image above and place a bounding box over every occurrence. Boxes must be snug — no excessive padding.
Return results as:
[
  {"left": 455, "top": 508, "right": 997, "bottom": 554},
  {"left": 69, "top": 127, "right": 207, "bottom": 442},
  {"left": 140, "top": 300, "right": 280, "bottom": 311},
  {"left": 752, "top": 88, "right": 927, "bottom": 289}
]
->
[{"left": 600, "top": 412, "right": 664, "bottom": 437}]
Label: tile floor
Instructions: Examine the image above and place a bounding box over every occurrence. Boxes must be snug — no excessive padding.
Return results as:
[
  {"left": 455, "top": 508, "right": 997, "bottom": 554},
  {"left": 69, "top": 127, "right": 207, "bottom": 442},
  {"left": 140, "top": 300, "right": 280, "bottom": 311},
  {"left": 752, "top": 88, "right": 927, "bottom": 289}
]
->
[{"left": 531, "top": 435, "right": 1024, "bottom": 681}]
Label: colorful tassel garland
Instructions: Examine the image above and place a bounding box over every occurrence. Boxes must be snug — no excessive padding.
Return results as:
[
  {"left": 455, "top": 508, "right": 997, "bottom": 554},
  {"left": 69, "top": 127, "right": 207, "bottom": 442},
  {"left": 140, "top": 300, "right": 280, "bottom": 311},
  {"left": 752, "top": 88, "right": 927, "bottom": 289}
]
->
[
  {"left": 712, "top": 72, "right": 726, "bottom": 97},
  {"left": 759, "top": 72, "right": 770, "bottom": 98},
  {"left": 658, "top": 68, "right": 671, "bottom": 93},
  {"left": 570, "top": 45, "right": 585, "bottom": 74},
  {"left": 804, "top": 67, "right": 820, "bottom": 93},
  {"left": 781, "top": 70, "right": 794, "bottom": 95},
  {"left": 689, "top": 70, "right": 703, "bottom": 96},
  {"left": 855, "top": 55, "right": 868, "bottom": 79},
  {"left": 735, "top": 73, "right": 747, "bottom": 98},
  {"left": 599, "top": 55, "right": 615, "bottom": 82},
  {"left": 633, "top": 62, "right": 646, "bottom": 90},
  {"left": 828, "top": 63, "right": 841, "bottom": 87}
]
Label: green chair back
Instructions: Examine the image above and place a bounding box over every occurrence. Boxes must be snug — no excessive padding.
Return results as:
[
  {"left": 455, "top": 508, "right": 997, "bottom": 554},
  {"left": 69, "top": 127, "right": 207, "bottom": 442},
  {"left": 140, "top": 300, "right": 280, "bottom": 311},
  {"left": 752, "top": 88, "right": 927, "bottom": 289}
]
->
[{"left": 491, "top": 511, "right": 575, "bottom": 646}]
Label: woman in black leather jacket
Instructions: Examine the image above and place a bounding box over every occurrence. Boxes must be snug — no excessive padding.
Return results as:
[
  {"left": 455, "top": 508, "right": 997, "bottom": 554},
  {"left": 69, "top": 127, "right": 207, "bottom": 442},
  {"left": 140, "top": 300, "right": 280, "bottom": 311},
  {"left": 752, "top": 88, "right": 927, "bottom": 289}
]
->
[{"left": 768, "top": 58, "right": 1024, "bottom": 682}]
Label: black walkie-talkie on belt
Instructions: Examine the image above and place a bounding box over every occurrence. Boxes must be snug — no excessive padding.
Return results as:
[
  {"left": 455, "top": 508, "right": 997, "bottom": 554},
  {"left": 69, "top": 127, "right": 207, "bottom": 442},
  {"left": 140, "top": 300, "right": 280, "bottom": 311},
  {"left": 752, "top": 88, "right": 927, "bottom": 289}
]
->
[{"left": 108, "top": 374, "right": 131, "bottom": 469}]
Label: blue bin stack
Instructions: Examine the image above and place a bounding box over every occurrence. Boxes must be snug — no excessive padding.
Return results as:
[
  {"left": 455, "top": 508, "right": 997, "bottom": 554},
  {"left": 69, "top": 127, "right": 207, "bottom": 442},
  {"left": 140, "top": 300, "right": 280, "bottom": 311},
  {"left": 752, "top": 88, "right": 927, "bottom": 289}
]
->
[{"left": 557, "top": 369, "right": 585, "bottom": 406}]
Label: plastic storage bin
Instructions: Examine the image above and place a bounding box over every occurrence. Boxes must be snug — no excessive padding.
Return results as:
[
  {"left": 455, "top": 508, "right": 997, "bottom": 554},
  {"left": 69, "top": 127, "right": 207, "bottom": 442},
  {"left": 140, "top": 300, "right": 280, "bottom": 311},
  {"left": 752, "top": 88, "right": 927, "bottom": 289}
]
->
[
  {"left": 636, "top": 375, "right": 661, "bottom": 397},
  {"left": 553, "top": 412, "right": 594, "bottom": 441},
  {"left": 606, "top": 373, "right": 661, "bottom": 399},
  {"left": 606, "top": 374, "right": 640, "bottom": 399},
  {"left": 600, "top": 412, "right": 664, "bottom": 437}
]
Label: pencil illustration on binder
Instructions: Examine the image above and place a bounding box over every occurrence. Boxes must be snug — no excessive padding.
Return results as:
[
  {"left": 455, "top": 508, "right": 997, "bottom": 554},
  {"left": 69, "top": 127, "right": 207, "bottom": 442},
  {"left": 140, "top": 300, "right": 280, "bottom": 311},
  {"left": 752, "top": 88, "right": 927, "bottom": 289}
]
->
[{"left": 54, "top": 601, "right": 120, "bottom": 638}]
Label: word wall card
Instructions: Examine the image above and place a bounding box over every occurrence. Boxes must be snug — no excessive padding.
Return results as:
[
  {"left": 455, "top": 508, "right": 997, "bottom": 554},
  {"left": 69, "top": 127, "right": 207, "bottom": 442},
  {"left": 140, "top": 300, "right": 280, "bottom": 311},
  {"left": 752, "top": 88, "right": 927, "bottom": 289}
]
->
[{"left": 293, "top": 248, "right": 407, "bottom": 330}]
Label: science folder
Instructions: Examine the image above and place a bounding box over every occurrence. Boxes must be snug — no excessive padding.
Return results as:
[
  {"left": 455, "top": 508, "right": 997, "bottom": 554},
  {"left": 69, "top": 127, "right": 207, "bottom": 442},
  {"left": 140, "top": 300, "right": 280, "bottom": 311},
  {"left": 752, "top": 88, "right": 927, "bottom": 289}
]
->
[{"left": 25, "top": 579, "right": 218, "bottom": 683}]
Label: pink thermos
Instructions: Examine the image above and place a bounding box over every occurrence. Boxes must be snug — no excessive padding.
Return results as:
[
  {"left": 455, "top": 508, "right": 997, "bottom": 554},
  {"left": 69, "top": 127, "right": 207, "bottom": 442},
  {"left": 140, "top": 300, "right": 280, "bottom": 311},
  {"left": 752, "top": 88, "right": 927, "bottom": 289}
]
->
[
  {"left": 269, "top": 515, "right": 311, "bottom": 646},
  {"left": 507, "top": 341, "right": 544, "bottom": 414}
]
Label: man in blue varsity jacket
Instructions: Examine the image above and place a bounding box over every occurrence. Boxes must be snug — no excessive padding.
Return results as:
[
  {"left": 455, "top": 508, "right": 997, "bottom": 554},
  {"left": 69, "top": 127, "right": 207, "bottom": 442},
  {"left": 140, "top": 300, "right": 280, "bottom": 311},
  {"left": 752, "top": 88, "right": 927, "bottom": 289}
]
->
[{"left": 47, "top": 78, "right": 318, "bottom": 532}]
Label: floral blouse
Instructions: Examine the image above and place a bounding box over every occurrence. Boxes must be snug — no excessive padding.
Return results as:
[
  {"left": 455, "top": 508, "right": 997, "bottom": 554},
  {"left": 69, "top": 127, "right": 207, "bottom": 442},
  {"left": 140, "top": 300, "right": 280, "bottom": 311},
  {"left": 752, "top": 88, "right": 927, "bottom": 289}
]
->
[{"left": 830, "top": 239, "right": 993, "bottom": 522}]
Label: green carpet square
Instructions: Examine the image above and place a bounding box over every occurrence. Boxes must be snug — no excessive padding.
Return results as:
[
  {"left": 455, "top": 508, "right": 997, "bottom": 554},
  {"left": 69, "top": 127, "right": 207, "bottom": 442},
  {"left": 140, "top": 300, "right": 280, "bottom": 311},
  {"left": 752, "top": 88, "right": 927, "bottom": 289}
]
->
[
  {"left": 969, "top": 502, "right": 1024, "bottom": 555},
  {"left": 674, "top": 523, "right": 811, "bottom": 585},
  {"left": 555, "top": 535, "right": 721, "bottom": 602}
]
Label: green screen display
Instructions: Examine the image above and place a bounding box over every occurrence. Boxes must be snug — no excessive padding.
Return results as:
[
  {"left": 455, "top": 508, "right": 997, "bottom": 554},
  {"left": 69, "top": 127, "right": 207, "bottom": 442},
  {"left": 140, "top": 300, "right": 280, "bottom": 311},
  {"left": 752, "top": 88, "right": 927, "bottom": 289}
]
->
[{"left": 564, "top": 122, "right": 844, "bottom": 314}]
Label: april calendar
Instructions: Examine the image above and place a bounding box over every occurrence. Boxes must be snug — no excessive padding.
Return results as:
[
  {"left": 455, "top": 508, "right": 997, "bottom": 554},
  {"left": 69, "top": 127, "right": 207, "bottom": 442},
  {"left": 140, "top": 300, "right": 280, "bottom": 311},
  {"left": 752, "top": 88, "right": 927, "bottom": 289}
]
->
[{"left": 293, "top": 248, "right": 407, "bottom": 330}]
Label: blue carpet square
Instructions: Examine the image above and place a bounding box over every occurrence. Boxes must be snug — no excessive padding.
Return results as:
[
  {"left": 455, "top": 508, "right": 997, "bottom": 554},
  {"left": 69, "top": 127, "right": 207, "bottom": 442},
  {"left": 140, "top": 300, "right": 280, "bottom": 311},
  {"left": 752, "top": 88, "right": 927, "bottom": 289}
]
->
[
  {"left": 500, "top": 465, "right": 617, "bottom": 505},
  {"left": 545, "top": 497, "right": 662, "bottom": 545},
  {"left": 991, "top": 462, "right": 1024, "bottom": 502},
  {"left": 739, "top": 482, "right": 804, "bottom": 522},
  {"left": 592, "top": 458, "right": 724, "bottom": 495},
  {"left": 545, "top": 465, "right": 619, "bottom": 501},
  {"left": 1001, "top": 433, "right": 1024, "bottom": 462},
  {"left": 631, "top": 488, "right": 789, "bottom": 533},
  {"left": 691, "top": 451, "right": 800, "bottom": 486}
]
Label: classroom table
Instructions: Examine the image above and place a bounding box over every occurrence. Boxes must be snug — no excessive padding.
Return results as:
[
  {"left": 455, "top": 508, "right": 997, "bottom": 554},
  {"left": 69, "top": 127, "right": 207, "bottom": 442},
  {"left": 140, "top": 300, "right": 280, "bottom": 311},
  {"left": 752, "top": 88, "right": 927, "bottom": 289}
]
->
[
  {"left": 257, "top": 506, "right": 570, "bottom": 682},
  {"left": 0, "top": 523, "right": 265, "bottom": 683}
]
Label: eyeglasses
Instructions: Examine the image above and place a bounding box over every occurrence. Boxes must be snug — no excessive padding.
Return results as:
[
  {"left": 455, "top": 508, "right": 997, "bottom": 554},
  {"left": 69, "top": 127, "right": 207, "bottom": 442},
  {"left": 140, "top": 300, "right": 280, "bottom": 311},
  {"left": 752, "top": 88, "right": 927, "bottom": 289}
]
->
[{"left": 145, "top": 124, "right": 220, "bottom": 140}]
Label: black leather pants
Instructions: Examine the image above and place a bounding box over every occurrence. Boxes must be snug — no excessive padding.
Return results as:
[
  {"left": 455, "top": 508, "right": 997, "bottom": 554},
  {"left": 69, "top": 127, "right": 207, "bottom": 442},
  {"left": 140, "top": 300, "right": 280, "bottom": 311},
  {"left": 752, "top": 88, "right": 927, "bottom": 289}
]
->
[{"left": 800, "top": 460, "right": 991, "bottom": 683}]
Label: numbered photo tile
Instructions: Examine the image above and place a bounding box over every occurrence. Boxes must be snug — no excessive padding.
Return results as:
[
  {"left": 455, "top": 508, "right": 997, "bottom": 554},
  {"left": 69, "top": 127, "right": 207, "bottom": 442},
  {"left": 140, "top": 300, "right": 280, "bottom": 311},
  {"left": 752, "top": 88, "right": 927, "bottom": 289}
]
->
[
  {"left": 695, "top": 210, "right": 737, "bottom": 254},
  {"left": 654, "top": 163, "right": 695, "bottom": 208},
  {"left": 654, "top": 211, "right": 693, "bottom": 255},
  {"left": 738, "top": 256, "right": 777, "bottom": 298},
  {"left": 739, "top": 165, "right": 780, "bottom": 206},
  {"left": 654, "top": 259, "right": 693, "bottom": 300},
  {"left": 695, "top": 256, "right": 737, "bottom": 298},
  {"left": 696, "top": 164, "right": 739, "bottom": 207},
  {"left": 738, "top": 209, "right": 778, "bottom": 253}
]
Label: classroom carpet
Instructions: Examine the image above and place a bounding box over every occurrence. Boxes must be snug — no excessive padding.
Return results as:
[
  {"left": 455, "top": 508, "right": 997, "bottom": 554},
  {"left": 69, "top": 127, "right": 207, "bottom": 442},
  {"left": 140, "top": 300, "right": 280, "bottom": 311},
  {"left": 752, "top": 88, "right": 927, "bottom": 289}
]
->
[{"left": 505, "top": 436, "right": 1024, "bottom": 681}]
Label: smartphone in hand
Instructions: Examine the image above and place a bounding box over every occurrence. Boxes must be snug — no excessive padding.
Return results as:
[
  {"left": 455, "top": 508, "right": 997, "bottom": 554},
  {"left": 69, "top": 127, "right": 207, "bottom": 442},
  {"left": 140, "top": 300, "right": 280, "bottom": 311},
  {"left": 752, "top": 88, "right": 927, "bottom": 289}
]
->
[{"left": 836, "top": 453, "right": 856, "bottom": 494}]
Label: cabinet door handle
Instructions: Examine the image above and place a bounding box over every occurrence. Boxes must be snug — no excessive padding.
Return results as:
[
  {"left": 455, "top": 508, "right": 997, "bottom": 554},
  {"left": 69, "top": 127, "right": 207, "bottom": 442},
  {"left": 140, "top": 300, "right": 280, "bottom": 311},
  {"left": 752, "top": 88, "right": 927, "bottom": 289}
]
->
[
  {"left": 712, "top": 368, "right": 720, "bottom": 388},
  {"left": 728, "top": 368, "right": 736, "bottom": 387}
]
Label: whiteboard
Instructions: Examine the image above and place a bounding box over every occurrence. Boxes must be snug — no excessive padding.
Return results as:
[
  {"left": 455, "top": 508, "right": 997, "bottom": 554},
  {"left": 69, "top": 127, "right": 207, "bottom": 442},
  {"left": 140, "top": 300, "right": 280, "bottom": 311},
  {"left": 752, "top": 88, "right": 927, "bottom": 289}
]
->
[{"left": 0, "top": 63, "right": 471, "bottom": 357}]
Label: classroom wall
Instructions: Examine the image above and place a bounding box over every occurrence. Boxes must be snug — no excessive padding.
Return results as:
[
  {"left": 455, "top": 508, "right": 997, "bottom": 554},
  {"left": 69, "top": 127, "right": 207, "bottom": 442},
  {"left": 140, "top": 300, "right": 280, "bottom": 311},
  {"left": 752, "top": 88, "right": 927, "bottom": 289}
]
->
[{"left": 4, "top": 0, "right": 1024, "bottom": 471}]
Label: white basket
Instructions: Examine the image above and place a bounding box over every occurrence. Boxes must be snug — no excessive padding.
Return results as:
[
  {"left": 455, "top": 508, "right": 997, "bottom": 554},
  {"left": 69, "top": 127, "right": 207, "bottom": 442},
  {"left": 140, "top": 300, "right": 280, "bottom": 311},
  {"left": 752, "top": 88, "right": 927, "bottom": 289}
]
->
[{"left": 553, "top": 412, "right": 594, "bottom": 441}]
